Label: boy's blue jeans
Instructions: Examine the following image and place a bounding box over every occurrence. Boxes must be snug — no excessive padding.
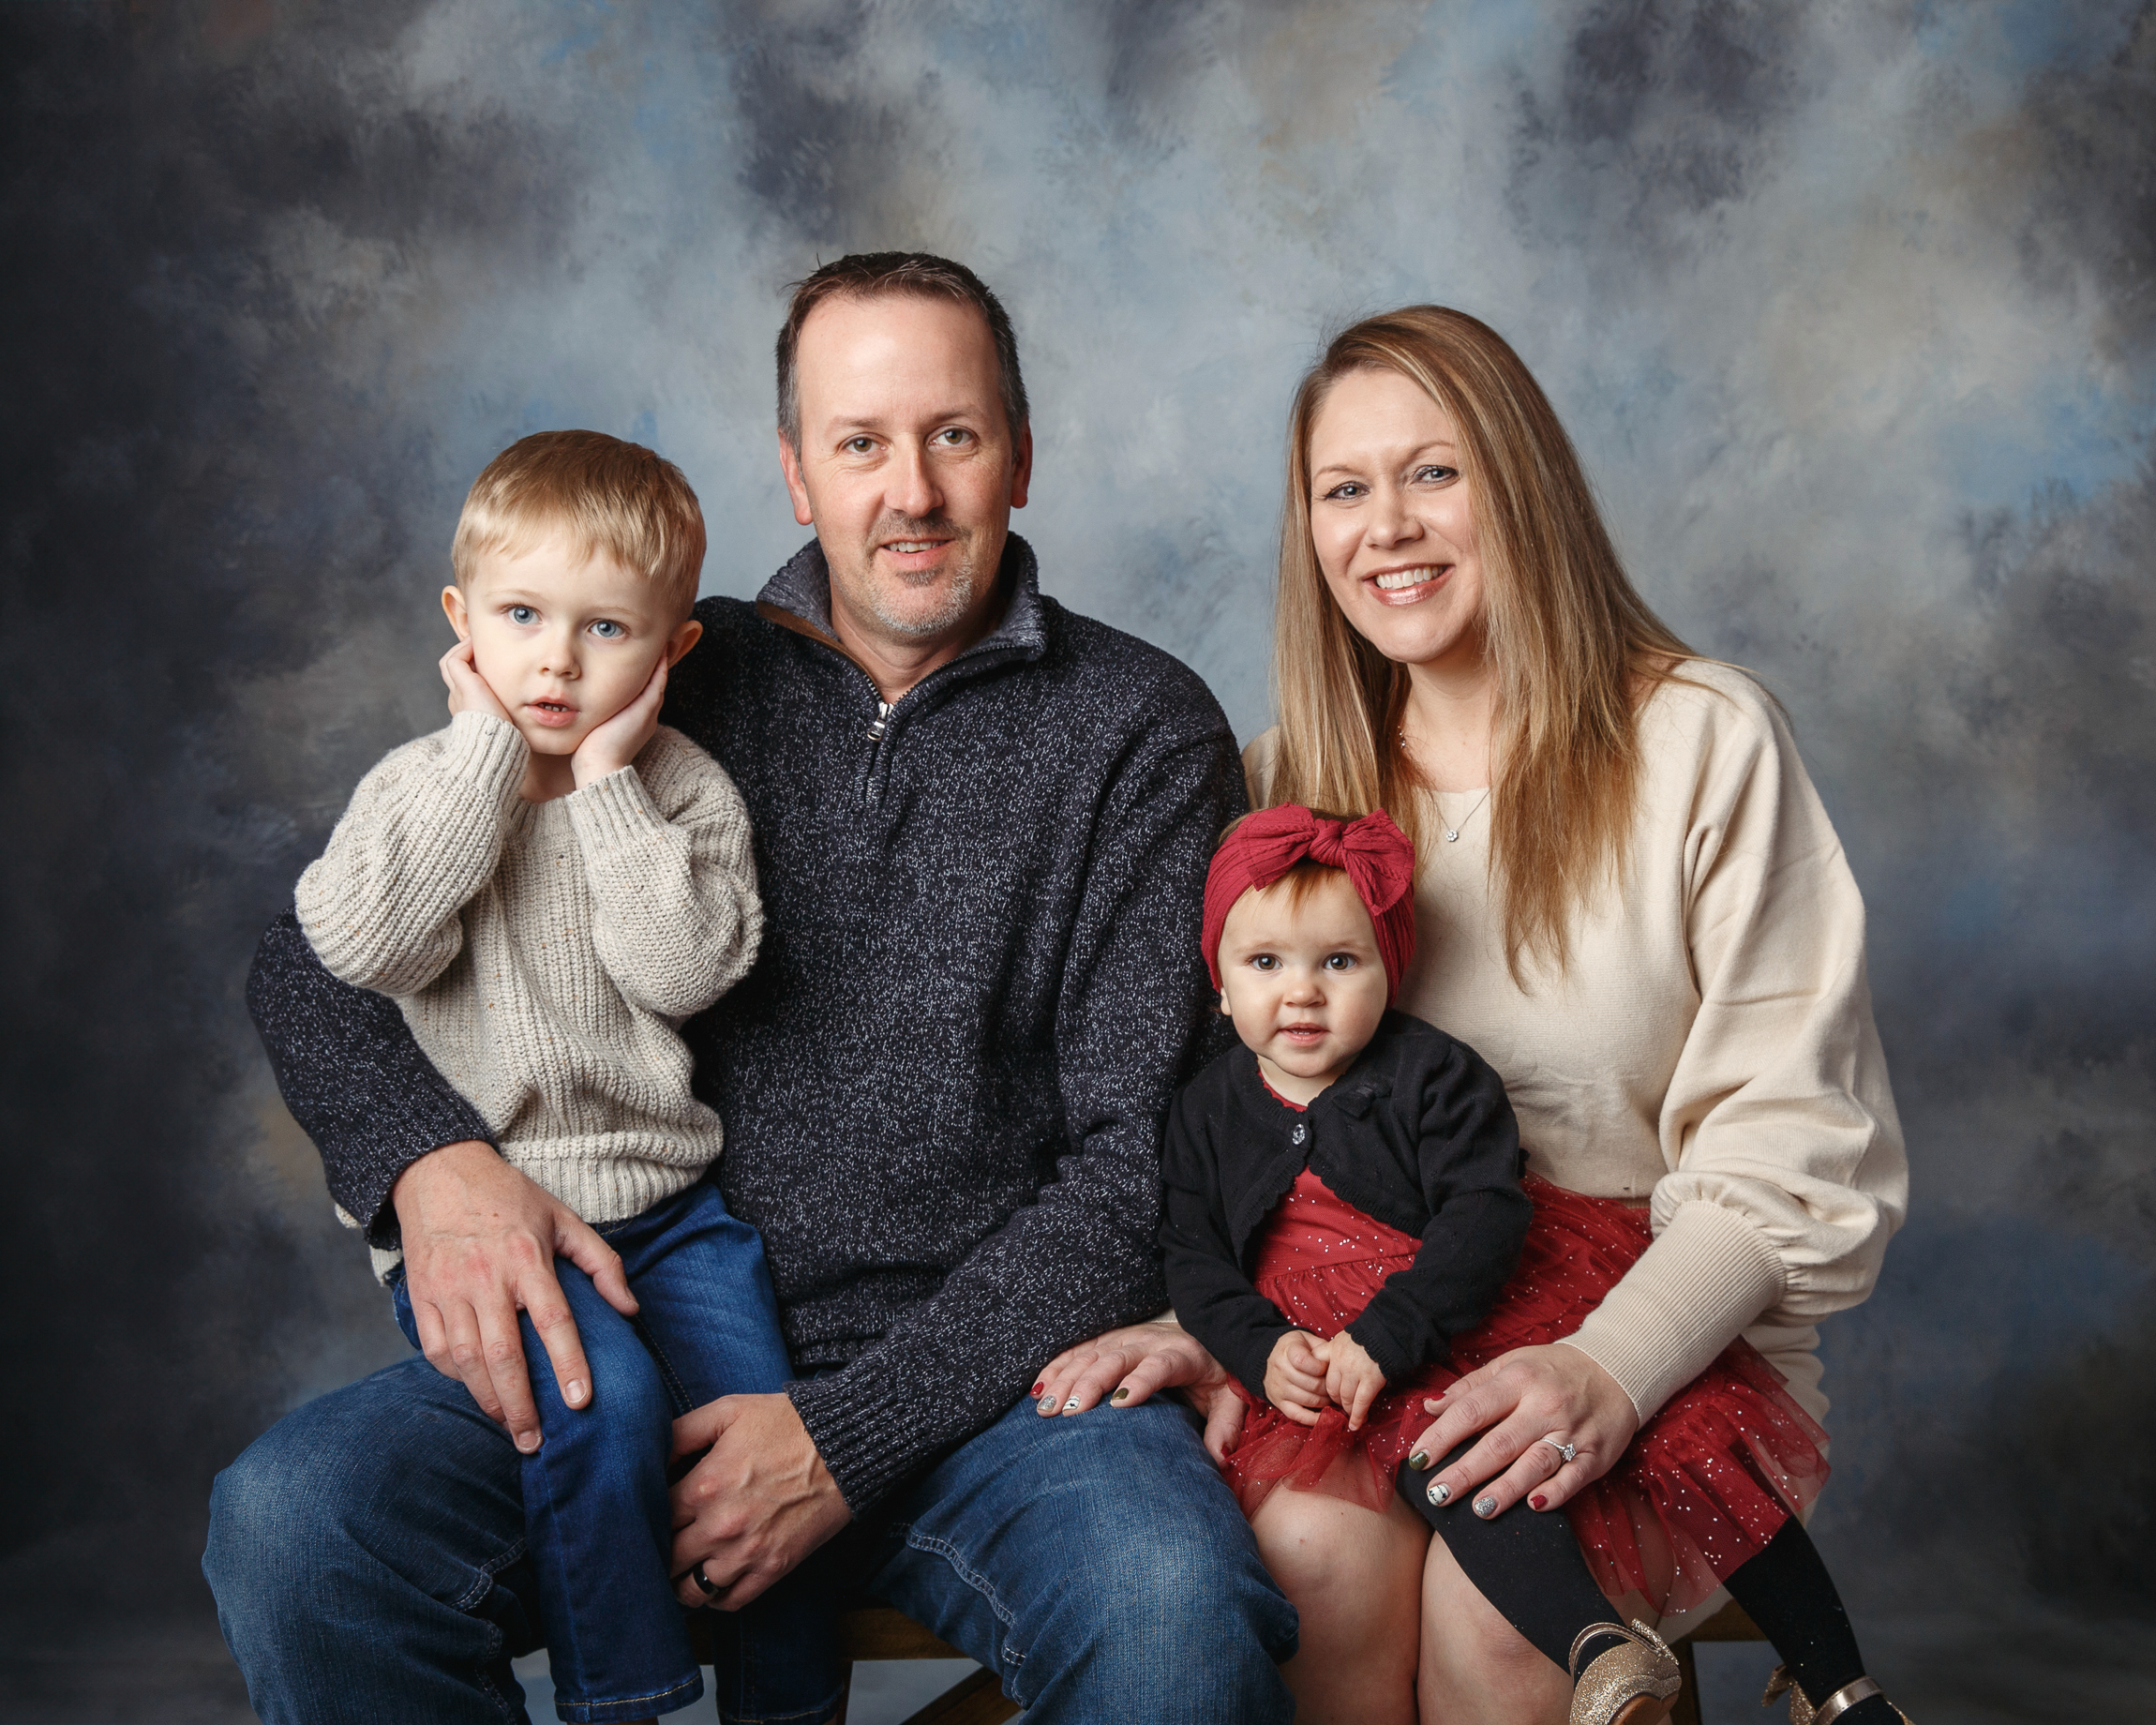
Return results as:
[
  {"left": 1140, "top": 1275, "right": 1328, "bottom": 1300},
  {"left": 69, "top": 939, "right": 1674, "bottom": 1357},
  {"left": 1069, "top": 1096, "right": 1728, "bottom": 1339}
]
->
[
  {"left": 206, "top": 1347, "right": 1297, "bottom": 1723},
  {"left": 388, "top": 1177, "right": 839, "bottom": 1723}
]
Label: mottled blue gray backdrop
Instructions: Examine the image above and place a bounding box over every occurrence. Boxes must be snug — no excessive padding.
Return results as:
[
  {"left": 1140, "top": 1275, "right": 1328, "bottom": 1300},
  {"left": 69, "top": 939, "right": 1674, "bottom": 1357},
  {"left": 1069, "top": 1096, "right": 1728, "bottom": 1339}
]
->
[{"left": 3, "top": 3, "right": 2150, "bottom": 1720}]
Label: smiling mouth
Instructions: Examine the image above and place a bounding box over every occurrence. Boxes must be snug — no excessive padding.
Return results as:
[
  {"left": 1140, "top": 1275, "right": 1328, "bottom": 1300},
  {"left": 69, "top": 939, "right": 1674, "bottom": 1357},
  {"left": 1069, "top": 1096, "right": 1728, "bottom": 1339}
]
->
[
  {"left": 1370, "top": 565, "right": 1449, "bottom": 593},
  {"left": 527, "top": 698, "right": 578, "bottom": 728},
  {"left": 883, "top": 539, "right": 951, "bottom": 557},
  {"left": 1280, "top": 1023, "right": 1327, "bottom": 1040}
]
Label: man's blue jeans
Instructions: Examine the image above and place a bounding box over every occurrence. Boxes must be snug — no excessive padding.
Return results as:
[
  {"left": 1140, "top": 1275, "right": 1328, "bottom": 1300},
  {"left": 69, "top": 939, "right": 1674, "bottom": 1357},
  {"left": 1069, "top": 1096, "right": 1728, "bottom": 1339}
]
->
[
  {"left": 205, "top": 1352, "right": 1298, "bottom": 1723},
  {"left": 385, "top": 1178, "right": 837, "bottom": 1723}
]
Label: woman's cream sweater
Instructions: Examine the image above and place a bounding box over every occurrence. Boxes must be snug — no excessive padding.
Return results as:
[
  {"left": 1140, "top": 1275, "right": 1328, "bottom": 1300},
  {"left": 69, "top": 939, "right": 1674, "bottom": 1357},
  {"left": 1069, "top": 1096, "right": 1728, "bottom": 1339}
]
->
[
  {"left": 1248, "top": 661, "right": 1907, "bottom": 1426},
  {"left": 296, "top": 710, "right": 761, "bottom": 1276}
]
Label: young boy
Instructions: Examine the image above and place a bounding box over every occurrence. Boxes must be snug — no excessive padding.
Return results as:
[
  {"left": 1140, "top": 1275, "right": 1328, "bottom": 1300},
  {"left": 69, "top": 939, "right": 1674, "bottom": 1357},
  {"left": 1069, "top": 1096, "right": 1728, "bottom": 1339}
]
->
[{"left": 296, "top": 430, "right": 834, "bottom": 1725}]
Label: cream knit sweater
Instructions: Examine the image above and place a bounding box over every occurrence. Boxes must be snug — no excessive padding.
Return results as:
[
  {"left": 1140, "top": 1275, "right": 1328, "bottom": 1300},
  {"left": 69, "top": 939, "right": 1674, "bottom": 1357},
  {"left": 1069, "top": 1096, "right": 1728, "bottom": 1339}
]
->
[
  {"left": 1248, "top": 662, "right": 1907, "bottom": 1427},
  {"left": 297, "top": 710, "right": 761, "bottom": 1277}
]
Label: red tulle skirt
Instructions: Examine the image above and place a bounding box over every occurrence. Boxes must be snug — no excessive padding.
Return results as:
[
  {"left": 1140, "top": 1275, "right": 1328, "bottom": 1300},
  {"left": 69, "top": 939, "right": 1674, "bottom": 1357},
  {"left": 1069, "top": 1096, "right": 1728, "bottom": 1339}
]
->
[{"left": 1221, "top": 1170, "right": 1829, "bottom": 1614}]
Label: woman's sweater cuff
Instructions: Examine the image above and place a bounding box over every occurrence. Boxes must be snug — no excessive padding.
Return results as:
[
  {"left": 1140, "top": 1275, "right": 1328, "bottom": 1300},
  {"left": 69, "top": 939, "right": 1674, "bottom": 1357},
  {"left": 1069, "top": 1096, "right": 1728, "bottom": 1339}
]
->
[
  {"left": 565, "top": 764, "right": 666, "bottom": 849},
  {"left": 1561, "top": 1201, "right": 1786, "bottom": 1419}
]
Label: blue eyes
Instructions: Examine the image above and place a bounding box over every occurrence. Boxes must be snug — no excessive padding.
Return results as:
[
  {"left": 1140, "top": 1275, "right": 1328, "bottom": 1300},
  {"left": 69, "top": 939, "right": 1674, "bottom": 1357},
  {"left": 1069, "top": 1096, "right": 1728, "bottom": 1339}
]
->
[
  {"left": 844, "top": 428, "right": 972, "bottom": 456},
  {"left": 500, "top": 607, "right": 627, "bottom": 639},
  {"left": 1319, "top": 466, "right": 1456, "bottom": 502}
]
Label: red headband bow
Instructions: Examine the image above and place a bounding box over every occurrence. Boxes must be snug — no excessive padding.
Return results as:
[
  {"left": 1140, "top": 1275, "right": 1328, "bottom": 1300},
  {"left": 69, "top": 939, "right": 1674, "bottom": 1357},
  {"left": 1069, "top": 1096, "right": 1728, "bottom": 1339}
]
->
[{"left": 1202, "top": 805, "right": 1419, "bottom": 1001}]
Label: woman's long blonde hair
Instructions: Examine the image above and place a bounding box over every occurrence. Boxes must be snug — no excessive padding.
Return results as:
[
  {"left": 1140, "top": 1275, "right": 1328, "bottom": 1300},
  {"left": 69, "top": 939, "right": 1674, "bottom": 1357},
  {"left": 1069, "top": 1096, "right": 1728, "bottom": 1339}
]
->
[{"left": 1266, "top": 306, "right": 1696, "bottom": 981}]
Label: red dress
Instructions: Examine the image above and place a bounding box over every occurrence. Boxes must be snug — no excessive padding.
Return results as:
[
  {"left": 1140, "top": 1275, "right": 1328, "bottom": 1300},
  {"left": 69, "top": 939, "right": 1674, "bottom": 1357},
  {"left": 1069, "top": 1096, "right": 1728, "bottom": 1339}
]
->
[{"left": 1222, "top": 1164, "right": 1830, "bottom": 1613}]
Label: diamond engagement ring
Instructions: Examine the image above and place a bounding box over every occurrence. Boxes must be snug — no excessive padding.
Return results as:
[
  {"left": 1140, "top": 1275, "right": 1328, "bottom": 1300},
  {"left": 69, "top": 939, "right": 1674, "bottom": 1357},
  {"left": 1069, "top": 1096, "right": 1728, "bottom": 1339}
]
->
[{"left": 1539, "top": 1437, "right": 1578, "bottom": 1464}]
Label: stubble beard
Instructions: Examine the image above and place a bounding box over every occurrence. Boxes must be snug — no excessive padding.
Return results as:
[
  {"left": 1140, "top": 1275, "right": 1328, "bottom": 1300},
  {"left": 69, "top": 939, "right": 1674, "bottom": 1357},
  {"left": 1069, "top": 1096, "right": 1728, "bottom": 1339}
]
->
[{"left": 845, "top": 515, "right": 985, "bottom": 640}]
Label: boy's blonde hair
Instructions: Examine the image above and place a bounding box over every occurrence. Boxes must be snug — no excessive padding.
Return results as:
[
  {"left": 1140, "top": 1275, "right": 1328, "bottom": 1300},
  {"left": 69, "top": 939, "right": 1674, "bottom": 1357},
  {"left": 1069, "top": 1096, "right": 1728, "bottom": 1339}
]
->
[{"left": 452, "top": 430, "right": 706, "bottom": 616}]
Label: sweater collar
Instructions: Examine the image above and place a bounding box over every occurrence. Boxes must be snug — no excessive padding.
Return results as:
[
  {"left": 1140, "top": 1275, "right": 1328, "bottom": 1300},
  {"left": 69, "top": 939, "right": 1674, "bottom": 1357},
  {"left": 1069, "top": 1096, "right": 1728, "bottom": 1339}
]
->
[{"left": 754, "top": 532, "right": 1049, "bottom": 673}]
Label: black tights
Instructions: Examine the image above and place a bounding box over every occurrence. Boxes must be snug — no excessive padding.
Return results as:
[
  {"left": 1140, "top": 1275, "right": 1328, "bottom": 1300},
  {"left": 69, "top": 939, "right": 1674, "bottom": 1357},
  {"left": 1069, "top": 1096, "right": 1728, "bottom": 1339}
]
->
[{"left": 1398, "top": 1448, "right": 1896, "bottom": 1719}]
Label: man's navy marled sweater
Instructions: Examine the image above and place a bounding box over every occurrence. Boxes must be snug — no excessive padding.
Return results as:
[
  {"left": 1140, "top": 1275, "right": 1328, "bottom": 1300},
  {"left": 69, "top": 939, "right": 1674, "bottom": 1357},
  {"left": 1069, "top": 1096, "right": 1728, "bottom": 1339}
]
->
[{"left": 248, "top": 535, "right": 1245, "bottom": 1510}]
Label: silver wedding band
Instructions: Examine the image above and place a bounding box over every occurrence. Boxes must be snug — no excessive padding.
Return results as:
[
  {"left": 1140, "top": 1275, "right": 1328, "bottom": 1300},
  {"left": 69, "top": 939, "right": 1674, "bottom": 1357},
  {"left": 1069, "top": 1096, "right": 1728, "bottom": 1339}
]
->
[{"left": 1538, "top": 1436, "right": 1578, "bottom": 1464}]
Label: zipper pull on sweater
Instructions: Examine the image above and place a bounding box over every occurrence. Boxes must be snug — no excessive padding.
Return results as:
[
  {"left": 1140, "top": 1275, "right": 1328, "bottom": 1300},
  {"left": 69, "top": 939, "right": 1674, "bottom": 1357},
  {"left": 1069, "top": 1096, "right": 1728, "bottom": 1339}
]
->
[{"left": 866, "top": 700, "right": 891, "bottom": 742}]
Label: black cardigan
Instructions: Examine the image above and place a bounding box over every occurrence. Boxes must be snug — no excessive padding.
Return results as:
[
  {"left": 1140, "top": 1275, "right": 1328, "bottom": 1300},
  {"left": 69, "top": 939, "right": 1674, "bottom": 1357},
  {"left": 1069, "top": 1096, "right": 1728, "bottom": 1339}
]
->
[{"left": 1160, "top": 1011, "right": 1531, "bottom": 1402}]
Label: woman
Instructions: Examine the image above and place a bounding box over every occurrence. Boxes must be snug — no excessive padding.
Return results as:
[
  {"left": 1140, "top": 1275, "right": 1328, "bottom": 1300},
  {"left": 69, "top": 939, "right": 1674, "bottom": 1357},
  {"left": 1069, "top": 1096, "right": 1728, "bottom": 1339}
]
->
[{"left": 1039, "top": 308, "right": 1909, "bottom": 1723}]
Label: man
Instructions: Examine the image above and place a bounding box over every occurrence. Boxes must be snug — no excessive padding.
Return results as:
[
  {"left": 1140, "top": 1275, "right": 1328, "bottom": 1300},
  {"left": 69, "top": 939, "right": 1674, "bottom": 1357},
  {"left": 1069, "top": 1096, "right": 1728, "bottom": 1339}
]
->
[{"left": 206, "top": 253, "right": 1298, "bottom": 1723}]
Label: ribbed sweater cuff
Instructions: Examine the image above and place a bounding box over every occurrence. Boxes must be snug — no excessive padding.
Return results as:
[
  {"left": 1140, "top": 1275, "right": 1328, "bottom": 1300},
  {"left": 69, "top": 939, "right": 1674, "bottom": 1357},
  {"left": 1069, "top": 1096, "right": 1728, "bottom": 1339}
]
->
[
  {"left": 440, "top": 709, "right": 530, "bottom": 802},
  {"left": 786, "top": 1368, "right": 930, "bottom": 1512},
  {"left": 564, "top": 764, "right": 666, "bottom": 848},
  {"left": 1561, "top": 1201, "right": 1786, "bottom": 1420}
]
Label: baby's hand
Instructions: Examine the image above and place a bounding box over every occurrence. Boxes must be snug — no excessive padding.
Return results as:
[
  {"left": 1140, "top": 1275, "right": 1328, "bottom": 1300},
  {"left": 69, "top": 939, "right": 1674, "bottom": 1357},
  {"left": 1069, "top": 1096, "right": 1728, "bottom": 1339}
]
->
[
  {"left": 1264, "top": 1330, "right": 1328, "bottom": 1427},
  {"left": 573, "top": 654, "right": 669, "bottom": 788},
  {"left": 440, "top": 639, "right": 513, "bottom": 726},
  {"left": 1313, "top": 1330, "right": 1387, "bottom": 1431}
]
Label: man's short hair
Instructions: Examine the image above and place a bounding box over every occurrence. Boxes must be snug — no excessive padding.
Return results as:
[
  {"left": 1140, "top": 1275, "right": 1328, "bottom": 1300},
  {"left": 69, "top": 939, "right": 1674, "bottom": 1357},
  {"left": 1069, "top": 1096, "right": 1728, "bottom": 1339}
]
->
[
  {"left": 775, "top": 251, "right": 1030, "bottom": 449},
  {"left": 451, "top": 429, "right": 706, "bottom": 616}
]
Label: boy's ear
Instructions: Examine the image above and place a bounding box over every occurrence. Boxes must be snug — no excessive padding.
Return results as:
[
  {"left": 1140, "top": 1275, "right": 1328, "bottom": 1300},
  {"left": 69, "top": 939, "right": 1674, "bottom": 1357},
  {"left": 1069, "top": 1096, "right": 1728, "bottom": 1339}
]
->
[
  {"left": 441, "top": 585, "right": 471, "bottom": 641},
  {"left": 666, "top": 617, "right": 704, "bottom": 667}
]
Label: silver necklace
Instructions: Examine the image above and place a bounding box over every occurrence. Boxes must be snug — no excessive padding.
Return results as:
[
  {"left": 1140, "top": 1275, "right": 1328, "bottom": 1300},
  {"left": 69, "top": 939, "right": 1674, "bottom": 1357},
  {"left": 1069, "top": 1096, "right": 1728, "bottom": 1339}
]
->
[
  {"left": 1436, "top": 788, "right": 1490, "bottom": 843},
  {"left": 1400, "top": 728, "right": 1490, "bottom": 841}
]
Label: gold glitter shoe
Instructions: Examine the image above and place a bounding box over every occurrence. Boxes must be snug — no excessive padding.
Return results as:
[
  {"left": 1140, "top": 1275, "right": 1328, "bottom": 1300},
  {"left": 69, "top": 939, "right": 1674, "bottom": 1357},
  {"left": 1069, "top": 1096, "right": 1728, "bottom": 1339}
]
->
[
  {"left": 1763, "top": 1664, "right": 1912, "bottom": 1723},
  {"left": 1568, "top": 1620, "right": 1682, "bottom": 1725}
]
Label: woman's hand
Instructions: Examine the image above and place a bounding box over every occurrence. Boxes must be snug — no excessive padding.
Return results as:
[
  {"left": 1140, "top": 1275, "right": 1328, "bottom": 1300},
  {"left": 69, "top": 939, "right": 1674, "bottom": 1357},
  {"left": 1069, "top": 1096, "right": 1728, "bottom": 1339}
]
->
[
  {"left": 1404, "top": 1342, "right": 1639, "bottom": 1518},
  {"left": 1030, "top": 1316, "right": 1250, "bottom": 1462}
]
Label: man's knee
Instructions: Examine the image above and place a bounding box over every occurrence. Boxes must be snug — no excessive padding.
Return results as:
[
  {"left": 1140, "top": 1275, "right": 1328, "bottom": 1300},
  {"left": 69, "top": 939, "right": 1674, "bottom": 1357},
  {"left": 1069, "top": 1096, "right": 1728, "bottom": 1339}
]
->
[
  {"left": 1013, "top": 1406, "right": 1298, "bottom": 1693},
  {"left": 1094, "top": 1509, "right": 1297, "bottom": 1661},
  {"left": 205, "top": 1407, "right": 347, "bottom": 1602}
]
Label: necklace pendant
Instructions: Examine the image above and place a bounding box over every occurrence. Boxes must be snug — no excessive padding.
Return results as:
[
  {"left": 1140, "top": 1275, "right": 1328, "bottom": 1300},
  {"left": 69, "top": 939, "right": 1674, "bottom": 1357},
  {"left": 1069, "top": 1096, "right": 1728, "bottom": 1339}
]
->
[{"left": 1444, "top": 828, "right": 1460, "bottom": 842}]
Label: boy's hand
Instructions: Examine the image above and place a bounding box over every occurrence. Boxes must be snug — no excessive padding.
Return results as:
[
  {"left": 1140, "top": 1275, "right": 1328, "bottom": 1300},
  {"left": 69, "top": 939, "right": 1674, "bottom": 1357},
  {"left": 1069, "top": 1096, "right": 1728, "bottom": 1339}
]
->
[
  {"left": 1314, "top": 1330, "right": 1387, "bottom": 1431},
  {"left": 1264, "top": 1329, "right": 1329, "bottom": 1426},
  {"left": 573, "top": 653, "right": 669, "bottom": 788},
  {"left": 440, "top": 639, "right": 513, "bottom": 725}
]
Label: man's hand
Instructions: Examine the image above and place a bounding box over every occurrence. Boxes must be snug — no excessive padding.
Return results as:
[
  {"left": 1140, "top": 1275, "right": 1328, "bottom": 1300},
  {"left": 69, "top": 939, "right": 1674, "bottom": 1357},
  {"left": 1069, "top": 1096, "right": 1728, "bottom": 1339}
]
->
[
  {"left": 1264, "top": 1330, "right": 1327, "bottom": 1426},
  {"left": 393, "top": 1139, "right": 638, "bottom": 1454},
  {"left": 440, "top": 639, "right": 514, "bottom": 726},
  {"left": 1313, "top": 1330, "right": 1385, "bottom": 1431},
  {"left": 668, "top": 1393, "right": 852, "bottom": 1609},
  {"left": 1029, "top": 1315, "right": 1249, "bottom": 1462},
  {"left": 572, "top": 654, "right": 669, "bottom": 789}
]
